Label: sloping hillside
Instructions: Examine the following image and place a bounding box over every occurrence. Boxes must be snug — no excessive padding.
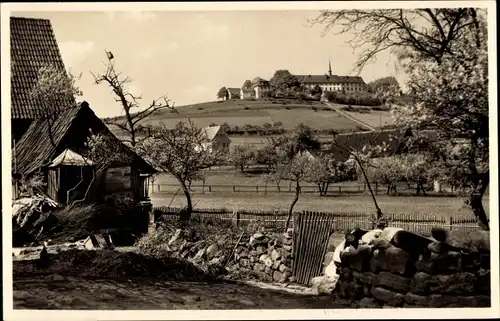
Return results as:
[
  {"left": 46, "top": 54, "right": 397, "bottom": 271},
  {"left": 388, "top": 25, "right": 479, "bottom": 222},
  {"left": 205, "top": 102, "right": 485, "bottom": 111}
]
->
[{"left": 105, "top": 99, "right": 393, "bottom": 137}]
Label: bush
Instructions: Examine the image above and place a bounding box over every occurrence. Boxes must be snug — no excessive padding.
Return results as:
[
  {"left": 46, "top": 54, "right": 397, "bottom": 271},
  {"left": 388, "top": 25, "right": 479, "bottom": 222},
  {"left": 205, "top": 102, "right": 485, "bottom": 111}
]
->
[
  {"left": 244, "top": 106, "right": 250, "bottom": 110},
  {"left": 324, "top": 90, "right": 381, "bottom": 106},
  {"left": 197, "top": 107, "right": 204, "bottom": 110}
]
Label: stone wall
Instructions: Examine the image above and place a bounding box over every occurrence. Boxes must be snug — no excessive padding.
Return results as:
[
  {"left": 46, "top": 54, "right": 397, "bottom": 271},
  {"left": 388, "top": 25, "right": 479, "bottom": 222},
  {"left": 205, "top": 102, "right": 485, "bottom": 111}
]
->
[
  {"left": 141, "top": 225, "right": 294, "bottom": 283},
  {"left": 226, "top": 229, "right": 294, "bottom": 283},
  {"left": 332, "top": 228, "right": 491, "bottom": 308}
]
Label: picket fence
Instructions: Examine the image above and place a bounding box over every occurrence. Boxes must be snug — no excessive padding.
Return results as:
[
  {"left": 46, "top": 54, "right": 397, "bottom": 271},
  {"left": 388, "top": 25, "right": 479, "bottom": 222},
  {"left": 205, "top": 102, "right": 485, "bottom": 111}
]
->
[{"left": 153, "top": 206, "right": 480, "bottom": 236}]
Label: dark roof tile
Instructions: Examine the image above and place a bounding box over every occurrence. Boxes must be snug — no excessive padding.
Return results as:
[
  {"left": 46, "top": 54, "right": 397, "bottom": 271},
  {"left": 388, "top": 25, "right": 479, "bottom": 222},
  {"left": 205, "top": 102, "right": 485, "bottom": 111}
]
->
[{"left": 10, "top": 17, "right": 71, "bottom": 120}]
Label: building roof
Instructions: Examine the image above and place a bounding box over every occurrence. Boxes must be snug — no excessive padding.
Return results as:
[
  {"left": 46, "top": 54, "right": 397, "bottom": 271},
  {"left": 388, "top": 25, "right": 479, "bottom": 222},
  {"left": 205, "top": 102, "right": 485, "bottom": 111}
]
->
[
  {"left": 327, "top": 128, "right": 411, "bottom": 162},
  {"left": 10, "top": 16, "right": 73, "bottom": 120},
  {"left": 202, "top": 125, "right": 223, "bottom": 141},
  {"left": 49, "top": 149, "right": 94, "bottom": 167},
  {"left": 13, "top": 101, "right": 156, "bottom": 176},
  {"left": 227, "top": 88, "right": 241, "bottom": 96},
  {"left": 297, "top": 75, "right": 366, "bottom": 85}
]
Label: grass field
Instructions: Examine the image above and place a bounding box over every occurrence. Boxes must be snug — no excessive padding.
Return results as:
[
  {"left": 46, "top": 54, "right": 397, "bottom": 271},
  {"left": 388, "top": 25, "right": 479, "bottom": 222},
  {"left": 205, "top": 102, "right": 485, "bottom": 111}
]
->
[
  {"left": 150, "top": 193, "right": 489, "bottom": 219},
  {"left": 106, "top": 99, "right": 392, "bottom": 136},
  {"left": 340, "top": 109, "right": 395, "bottom": 128}
]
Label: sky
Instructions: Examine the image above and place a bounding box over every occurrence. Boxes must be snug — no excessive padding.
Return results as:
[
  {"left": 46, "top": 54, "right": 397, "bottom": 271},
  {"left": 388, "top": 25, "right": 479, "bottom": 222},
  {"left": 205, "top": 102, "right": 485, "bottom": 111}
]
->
[{"left": 14, "top": 10, "right": 407, "bottom": 118}]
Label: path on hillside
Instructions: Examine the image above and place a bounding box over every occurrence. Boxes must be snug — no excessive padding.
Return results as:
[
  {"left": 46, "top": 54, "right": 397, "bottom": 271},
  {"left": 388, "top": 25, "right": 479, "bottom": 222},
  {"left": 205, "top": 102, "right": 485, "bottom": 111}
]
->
[
  {"left": 13, "top": 275, "right": 344, "bottom": 310},
  {"left": 324, "top": 102, "right": 376, "bottom": 131}
]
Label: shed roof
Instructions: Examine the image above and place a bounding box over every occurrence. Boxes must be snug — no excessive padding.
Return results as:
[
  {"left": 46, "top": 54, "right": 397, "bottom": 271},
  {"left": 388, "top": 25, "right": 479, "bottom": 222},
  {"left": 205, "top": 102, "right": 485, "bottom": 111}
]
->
[
  {"left": 49, "top": 149, "right": 94, "bottom": 167},
  {"left": 13, "top": 101, "right": 156, "bottom": 176},
  {"left": 10, "top": 16, "right": 73, "bottom": 120},
  {"left": 202, "top": 125, "right": 222, "bottom": 141}
]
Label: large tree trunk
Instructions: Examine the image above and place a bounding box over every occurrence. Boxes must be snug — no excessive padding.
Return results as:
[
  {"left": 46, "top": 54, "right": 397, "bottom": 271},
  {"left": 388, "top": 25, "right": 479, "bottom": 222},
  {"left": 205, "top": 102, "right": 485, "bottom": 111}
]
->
[
  {"left": 285, "top": 180, "right": 300, "bottom": 230},
  {"left": 469, "top": 172, "right": 489, "bottom": 230},
  {"left": 180, "top": 181, "right": 193, "bottom": 222}
]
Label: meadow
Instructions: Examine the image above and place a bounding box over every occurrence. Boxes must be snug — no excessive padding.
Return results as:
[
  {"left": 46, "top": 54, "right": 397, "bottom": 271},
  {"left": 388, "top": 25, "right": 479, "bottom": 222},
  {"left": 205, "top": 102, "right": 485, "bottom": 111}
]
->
[{"left": 106, "top": 99, "right": 391, "bottom": 136}]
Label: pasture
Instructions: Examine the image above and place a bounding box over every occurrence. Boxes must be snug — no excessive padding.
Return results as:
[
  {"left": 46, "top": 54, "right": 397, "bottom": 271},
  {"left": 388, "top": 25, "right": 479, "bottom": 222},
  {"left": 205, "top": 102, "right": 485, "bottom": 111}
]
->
[
  {"left": 150, "top": 193, "right": 489, "bottom": 219},
  {"left": 106, "top": 99, "right": 391, "bottom": 137}
]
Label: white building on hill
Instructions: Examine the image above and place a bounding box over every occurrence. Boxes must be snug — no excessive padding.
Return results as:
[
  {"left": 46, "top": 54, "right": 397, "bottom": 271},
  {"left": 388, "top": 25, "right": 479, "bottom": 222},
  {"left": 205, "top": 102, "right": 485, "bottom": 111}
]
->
[
  {"left": 195, "top": 125, "right": 231, "bottom": 153},
  {"left": 296, "top": 60, "right": 368, "bottom": 93}
]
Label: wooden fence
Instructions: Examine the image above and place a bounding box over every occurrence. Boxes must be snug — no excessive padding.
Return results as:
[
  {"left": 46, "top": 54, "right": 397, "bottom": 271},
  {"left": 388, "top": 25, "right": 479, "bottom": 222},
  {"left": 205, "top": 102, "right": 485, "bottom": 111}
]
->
[
  {"left": 153, "top": 207, "right": 480, "bottom": 236},
  {"left": 292, "top": 211, "right": 337, "bottom": 285},
  {"left": 149, "top": 182, "right": 459, "bottom": 196}
]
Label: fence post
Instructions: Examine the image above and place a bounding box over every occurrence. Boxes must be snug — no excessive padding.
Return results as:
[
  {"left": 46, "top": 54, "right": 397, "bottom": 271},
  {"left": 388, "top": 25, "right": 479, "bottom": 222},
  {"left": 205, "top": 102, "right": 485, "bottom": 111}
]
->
[
  {"left": 256, "top": 186, "right": 259, "bottom": 193},
  {"left": 233, "top": 186, "right": 236, "bottom": 192},
  {"left": 235, "top": 209, "right": 240, "bottom": 226},
  {"left": 338, "top": 186, "right": 341, "bottom": 193},
  {"left": 358, "top": 185, "right": 361, "bottom": 192},
  {"left": 157, "top": 184, "right": 160, "bottom": 192},
  {"left": 209, "top": 185, "right": 212, "bottom": 193},
  {"left": 446, "top": 216, "right": 452, "bottom": 230}
]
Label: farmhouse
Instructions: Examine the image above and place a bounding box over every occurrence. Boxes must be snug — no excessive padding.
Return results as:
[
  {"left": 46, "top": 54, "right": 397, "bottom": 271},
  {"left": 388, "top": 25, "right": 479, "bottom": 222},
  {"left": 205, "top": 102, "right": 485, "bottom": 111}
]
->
[
  {"left": 197, "top": 125, "right": 231, "bottom": 153},
  {"left": 296, "top": 60, "right": 368, "bottom": 93},
  {"left": 10, "top": 16, "right": 71, "bottom": 143},
  {"left": 240, "top": 77, "right": 272, "bottom": 100},
  {"left": 226, "top": 87, "right": 241, "bottom": 100},
  {"left": 12, "top": 101, "right": 156, "bottom": 204}
]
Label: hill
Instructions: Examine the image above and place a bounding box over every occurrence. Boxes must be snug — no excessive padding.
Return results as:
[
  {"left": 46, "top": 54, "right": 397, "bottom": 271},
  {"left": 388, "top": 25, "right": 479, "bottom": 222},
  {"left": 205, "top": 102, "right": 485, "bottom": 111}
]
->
[{"left": 105, "top": 98, "right": 393, "bottom": 137}]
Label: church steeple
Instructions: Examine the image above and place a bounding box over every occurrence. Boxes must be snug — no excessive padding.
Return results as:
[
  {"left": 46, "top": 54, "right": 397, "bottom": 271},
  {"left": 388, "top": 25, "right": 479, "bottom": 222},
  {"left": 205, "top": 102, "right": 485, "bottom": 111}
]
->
[{"left": 328, "top": 58, "right": 332, "bottom": 76}]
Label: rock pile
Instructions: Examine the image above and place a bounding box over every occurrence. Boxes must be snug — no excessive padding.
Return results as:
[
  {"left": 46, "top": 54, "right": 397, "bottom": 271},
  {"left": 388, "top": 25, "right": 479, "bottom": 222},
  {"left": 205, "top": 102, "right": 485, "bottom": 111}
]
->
[
  {"left": 139, "top": 227, "right": 295, "bottom": 283},
  {"left": 332, "top": 227, "right": 491, "bottom": 308},
  {"left": 226, "top": 229, "right": 295, "bottom": 283}
]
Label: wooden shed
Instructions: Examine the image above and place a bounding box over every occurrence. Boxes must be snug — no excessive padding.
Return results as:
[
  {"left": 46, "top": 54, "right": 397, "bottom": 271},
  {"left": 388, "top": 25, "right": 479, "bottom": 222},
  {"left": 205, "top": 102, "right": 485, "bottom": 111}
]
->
[{"left": 47, "top": 149, "right": 95, "bottom": 204}]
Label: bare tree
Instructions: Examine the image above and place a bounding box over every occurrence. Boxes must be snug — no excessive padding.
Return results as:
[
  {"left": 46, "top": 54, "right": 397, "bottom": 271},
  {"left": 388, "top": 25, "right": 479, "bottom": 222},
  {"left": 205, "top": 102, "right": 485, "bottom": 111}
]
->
[
  {"left": 309, "top": 8, "right": 485, "bottom": 72},
  {"left": 136, "top": 119, "right": 225, "bottom": 221},
  {"left": 91, "top": 51, "right": 172, "bottom": 147}
]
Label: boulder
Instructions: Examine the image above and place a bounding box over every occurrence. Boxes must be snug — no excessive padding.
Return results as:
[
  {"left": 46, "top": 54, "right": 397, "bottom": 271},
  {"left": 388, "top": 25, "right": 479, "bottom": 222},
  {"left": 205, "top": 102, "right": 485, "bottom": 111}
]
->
[
  {"left": 273, "top": 271, "right": 286, "bottom": 282},
  {"left": 404, "top": 292, "right": 431, "bottom": 307},
  {"left": 271, "top": 249, "right": 281, "bottom": 261},
  {"left": 410, "top": 271, "right": 433, "bottom": 294},
  {"left": 240, "top": 258, "right": 250, "bottom": 268},
  {"left": 377, "top": 271, "right": 411, "bottom": 293},
  {"left": 253, "top": 263, "right": 265, "bottom": 272},
  {"left": 445, "top": 230, "right": 490, "bottom": 252},
  {"left": 357, "top": 297, "right": 380, "bottom": 308},
  {"left": 282, "top": 244, "right": 292, "bottom": 252},
  {"left": 332, "top": 240, "right": 346, "bottom": 265},
  {"left": 370, "top": 245, "right": 410, "bottom": 275},
  {"left": 311, "top": 276, "right": 338, "bottom": 295},
  {"left": 256, "top": 246, "right": 266, "bottom": 255},
  {"left": 353, "top": 271, "right": 378, "bottom": 285},
  {"left": 371, "top": 286, "right": 404, "bottom": 307},
  {"left": 279, "top": 264, "right": 291, "bottom": 273},
  {"left": 428, "top": 272, "right": 476, "bottom": 295},
  {"left": 326, "top": 233, "right": 340, "bottom": 252},
  {"left": 379, "top": 227, "right": 403, "bottom": 242},
  {"left": 239, "top": 250, "right": 249, "bottom": 258},
  {"left": 391, "top": 230, "right": 433, "bottom": 254},
  {"left": 272, "top": 259, "right": 282, "bottom": 270},
  {"left": 360, "top": 229, "right": 383, "bottom": 245},
  {"left": 206, "top": 243, "right": 219, "bottom": 259},
  {"left": 428, "top": 241, "right": 448, "bottom": 254},
  {"left": 265, "top": 266, "right": 273, "bottom": 274}
]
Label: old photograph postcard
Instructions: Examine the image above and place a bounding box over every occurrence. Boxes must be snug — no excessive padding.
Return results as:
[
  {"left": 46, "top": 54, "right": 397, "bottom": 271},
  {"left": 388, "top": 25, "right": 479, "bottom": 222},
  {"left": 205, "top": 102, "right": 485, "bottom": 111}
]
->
[{"left": 1, "top": 1, "right": 498, "bottom": 320}]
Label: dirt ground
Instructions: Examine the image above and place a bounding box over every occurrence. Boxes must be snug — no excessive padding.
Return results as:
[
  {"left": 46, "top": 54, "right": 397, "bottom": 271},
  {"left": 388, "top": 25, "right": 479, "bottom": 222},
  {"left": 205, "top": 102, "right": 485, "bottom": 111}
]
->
[{"left": 13, "top": 275, "right": 344, "bottom": 310}]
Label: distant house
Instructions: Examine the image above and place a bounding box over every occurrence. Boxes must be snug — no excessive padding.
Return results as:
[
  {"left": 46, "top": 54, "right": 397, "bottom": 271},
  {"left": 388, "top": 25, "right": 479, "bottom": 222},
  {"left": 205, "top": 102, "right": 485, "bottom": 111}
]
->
[
  {"left": 12, "top": 101, "right": 156, "bottom": 204},
  {"left": 226, "top": 88, "right": 241, "bottom": 100},
  {"left": 10, "top": 16, "right": 72, "bottom": 143},
  {"left": 296, "top": 60, "right": 368, "bottom": 93},
  {"left": 249, "top": 77, "right": 271, "bottom": 99},
  {"left": 196, "top": 125, "right": 231, "bottom": 153},
  {"left": 240, "top": 77, "right": 271, "bottom": 100},
  {"left": 240, "top": 88, "right": 256, "bottom": 100}
]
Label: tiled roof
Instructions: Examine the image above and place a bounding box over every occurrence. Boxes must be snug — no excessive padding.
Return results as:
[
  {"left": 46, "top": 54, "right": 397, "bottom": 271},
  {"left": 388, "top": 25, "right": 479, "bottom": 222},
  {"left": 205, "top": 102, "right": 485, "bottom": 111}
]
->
[
  {"left": 14, "top": 101, "right": 155, "bottom": 176},
  {"left": 10, "top": 17, "right": 72, "bottom": 120},
  {"left": 296, "top": 75, "right": 366, "bottom": 85},
  {"left": 327, "top": 128, "right": 411, "bottom": 162}
]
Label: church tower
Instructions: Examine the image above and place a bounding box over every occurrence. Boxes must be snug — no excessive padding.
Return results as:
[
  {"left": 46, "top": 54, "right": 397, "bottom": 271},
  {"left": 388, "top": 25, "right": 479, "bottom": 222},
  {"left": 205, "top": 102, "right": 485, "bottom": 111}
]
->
[{"left": 328, "top": 58, "right": 332, "bottom": 76}]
